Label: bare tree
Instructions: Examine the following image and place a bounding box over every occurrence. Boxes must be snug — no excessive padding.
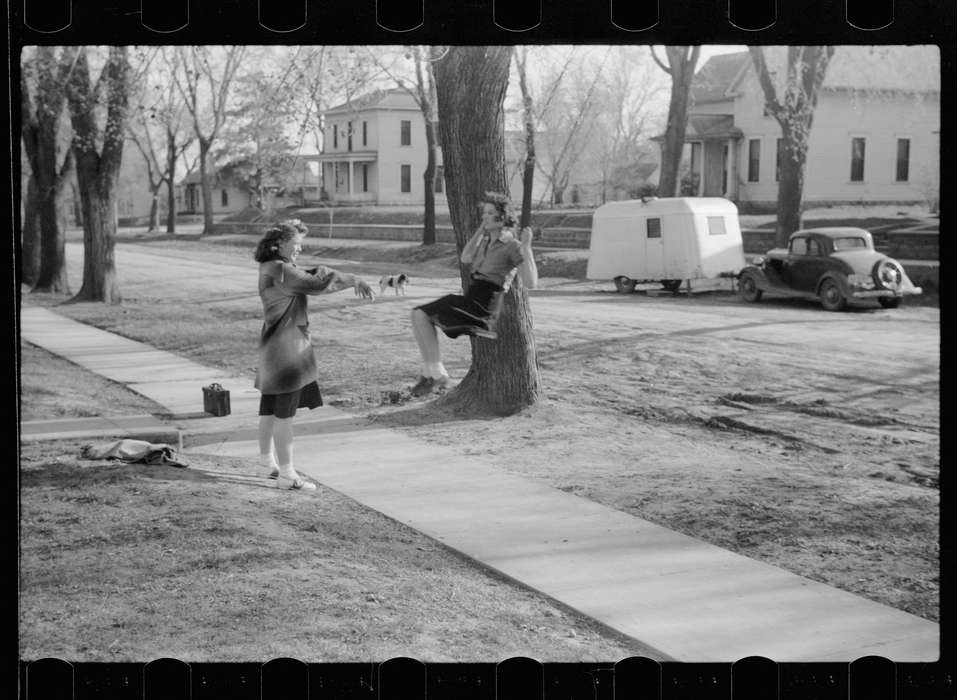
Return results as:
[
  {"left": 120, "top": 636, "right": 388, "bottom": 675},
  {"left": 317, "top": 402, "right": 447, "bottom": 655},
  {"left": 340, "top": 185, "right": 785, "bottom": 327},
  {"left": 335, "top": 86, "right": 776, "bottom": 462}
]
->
[
  {"left": 514, "top": 46, "right": 536, "bottom": 227},
  {"left": 63, "top": 46, "right": 132, "bottom": 303},
  {"left": 433, "top": 45, "right": 541, "bottom": 415},
  {"left": 174, "top": 46, "right": 246, "bottom": 234},
  {"left": 126, "top": 47, "right": 194, "bottom": 233},
  {"left": 650, "top": 46, "right": 701, "bottom": 197},
  {"left": 750, "top": 46, "right": 835, "bottom": 246},
  {"left": 535, "top": 47, "right": 611, "bottom": 205},
  {"left": 21, "top": 46, "right": 75, "bottom": 293},
  {"left": 363, "top": 45, "right": 442, "bottom": 245},
  {"left": 589, "top": 47, "right": 665, "bottom": 202}
]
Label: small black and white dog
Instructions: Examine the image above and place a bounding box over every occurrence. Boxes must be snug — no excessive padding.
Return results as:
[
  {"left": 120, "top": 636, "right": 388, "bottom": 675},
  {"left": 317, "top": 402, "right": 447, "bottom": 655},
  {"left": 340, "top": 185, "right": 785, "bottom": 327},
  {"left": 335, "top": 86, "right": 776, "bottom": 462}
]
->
[{"left": 379, "top": 273, "right": 410, "bottom": 296}]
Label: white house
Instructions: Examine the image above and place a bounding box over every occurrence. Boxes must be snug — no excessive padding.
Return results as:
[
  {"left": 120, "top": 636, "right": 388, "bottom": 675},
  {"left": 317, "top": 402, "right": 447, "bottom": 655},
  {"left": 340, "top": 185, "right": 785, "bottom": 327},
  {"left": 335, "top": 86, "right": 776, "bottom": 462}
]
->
[
  {"left": 684, "top": 46, "right": 939, "bottom": 212},
  {"left": 309, "top": 88, "right": 446, "bottom": 206}
]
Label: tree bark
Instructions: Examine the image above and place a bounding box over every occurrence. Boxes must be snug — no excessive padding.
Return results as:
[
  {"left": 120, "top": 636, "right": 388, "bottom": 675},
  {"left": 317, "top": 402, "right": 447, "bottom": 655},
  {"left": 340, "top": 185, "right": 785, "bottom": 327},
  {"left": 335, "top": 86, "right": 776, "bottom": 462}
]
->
[
  {"left": 516, "top": 49, "right": 536, "bottom": 229},
  {"left": 199, "top": 139, "right": 214, "bottom": 234},
  {"left": 22, "top": 47, "right": 73, "bottom": 294},
  {"left": 749, "top": 46, "right": 835, "bottom": 246},
  {"left": 434, "top": 45, "right": 541, "bottom": 416},
  {"left": 653, "top": 46, "right": 700, "bottom": 198},
  {"left": 422, "top": 118, "right": 437, "bottom": 246},
  {"left": 21, "top": 175, "right": 41, "bottom": 287},
  {"left": 73, "top": 158, "right": 121, "bottom": 302},
  {"left": 147, "top": 190, "right": 160, "bottom": 231},
  {"left": 65, "top": 46, "right": 130, "bottom": 304},
  {"left": 166, "top": 127, "right": 178, "bottom": 233}
]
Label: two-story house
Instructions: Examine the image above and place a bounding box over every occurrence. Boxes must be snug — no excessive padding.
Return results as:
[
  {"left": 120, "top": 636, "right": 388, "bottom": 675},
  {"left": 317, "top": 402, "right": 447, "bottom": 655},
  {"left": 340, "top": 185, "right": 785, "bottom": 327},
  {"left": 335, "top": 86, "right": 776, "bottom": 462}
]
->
[
  {"left": 310, "top": 88, "right": 446, "bottom": 206},
  {"left": 683, "top": 46, "right": 939, "bottom": 212}
]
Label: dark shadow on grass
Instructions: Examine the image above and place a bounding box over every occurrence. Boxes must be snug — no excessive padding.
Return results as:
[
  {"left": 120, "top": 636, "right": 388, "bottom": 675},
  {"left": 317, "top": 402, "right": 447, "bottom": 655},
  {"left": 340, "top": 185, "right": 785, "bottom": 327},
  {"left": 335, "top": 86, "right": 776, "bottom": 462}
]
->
[{"left": 366, "top": 399, "right": 502, "bottom": 429}]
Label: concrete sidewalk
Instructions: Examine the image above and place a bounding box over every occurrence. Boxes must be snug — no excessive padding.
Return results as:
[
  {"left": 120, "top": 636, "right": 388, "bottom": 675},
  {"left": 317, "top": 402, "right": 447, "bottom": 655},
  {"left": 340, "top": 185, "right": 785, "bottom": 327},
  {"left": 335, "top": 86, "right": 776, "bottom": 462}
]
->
[{"left": 19, "top": 305, "right": 939, "bottom": 662}]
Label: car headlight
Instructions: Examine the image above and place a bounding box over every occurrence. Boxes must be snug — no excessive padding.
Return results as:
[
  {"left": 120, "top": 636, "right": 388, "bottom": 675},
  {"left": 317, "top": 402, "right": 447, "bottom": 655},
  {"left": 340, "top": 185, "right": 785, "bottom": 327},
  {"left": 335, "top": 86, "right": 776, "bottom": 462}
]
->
[
  {"left": 847, "top": 273, "right": 875, "bottom": 290},
  {"left": 874, "top": 260, "right": 904, "bottom": 291},
  {"left": 750, "top": 255, "right": 765, "bottom": 266}
]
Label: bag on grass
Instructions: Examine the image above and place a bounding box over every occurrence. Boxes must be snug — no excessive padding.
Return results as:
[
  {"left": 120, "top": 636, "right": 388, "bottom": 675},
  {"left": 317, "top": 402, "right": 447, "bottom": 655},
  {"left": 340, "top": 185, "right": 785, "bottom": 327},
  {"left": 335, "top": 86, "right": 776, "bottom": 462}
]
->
[{"left": 80, "top": 439, "right": 188, "bottom": 468}]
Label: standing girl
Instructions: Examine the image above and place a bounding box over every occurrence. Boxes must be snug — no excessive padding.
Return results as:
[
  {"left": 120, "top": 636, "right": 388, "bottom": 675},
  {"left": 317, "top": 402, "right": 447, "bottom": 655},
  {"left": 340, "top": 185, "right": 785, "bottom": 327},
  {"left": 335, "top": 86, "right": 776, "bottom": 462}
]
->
[{"left": 254, "top": 220, "right": 376, "bottom": 490}]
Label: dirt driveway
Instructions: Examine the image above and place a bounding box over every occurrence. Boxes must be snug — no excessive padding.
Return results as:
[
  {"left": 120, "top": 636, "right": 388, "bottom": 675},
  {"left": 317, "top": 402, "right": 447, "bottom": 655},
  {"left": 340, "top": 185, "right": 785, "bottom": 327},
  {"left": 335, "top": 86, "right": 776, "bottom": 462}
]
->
[{"left": 50, "top": 240, "right": 940, "bottom": 621}]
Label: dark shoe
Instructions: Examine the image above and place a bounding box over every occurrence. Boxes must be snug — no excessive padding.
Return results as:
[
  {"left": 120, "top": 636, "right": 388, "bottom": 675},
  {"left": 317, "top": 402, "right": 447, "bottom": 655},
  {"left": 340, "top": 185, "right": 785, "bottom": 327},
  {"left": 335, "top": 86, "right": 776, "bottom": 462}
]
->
[
  {"left": 410, "top": 375, "right": 435, "bottom": 397},
  {"left": 276, "top": 472, "right": 317, "bottom": 491}
]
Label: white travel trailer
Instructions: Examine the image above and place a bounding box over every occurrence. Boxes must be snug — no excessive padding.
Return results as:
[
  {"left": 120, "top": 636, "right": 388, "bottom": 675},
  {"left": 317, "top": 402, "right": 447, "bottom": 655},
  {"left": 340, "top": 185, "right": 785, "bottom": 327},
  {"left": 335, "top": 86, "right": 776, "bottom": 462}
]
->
[{"left": 586, "top": 197, "right": 747, "bottom": 292}]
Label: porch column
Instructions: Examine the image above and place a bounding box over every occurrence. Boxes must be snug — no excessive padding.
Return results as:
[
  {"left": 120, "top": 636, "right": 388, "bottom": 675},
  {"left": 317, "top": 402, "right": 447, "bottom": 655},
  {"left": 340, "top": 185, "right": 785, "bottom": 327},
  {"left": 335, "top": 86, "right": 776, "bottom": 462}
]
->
[{"left": 348, "top": 161, "right": 354, "bottom": 194}]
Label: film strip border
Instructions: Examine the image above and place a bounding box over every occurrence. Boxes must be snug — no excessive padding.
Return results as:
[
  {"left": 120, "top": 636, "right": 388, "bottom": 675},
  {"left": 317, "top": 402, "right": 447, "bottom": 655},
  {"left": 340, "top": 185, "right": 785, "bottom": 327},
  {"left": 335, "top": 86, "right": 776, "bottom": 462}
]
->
[
  {"left": 14, "top": 0, "right": 919, "bottom": 40},
  {"left": 18, "top": 656, "right": 953, "bottom": 698}
]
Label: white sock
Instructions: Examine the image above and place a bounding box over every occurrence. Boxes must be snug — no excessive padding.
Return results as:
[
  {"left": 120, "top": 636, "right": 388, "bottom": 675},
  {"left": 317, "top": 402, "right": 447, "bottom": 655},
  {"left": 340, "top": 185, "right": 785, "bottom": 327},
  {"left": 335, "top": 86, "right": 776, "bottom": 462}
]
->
[
  {"left": 427, "top": 362, "right": 448, "bottom": 379},
  {"left": 278, "top": 463, "right": 299, "bottom": 480},
  {"left": 260, "top": 453, "right": 278, "bottom": 469}
]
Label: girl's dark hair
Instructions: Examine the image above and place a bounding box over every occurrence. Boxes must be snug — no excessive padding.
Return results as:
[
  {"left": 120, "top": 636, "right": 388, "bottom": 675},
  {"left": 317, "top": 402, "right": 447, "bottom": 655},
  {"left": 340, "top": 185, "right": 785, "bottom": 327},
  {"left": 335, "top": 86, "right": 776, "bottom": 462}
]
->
[
  {"left": 481, "top": 191, "right": 517, "bottom": 228},
  {"left": 253, "top": 219, "right": 308, "bottom": 262}
]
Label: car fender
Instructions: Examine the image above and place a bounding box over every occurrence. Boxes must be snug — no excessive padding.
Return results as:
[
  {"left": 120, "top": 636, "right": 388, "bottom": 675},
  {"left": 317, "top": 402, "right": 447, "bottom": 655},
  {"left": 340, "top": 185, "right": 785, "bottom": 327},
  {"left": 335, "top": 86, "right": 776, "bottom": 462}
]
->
[{"left": 739, "top": 265, "right": 772, "bottom": 290}]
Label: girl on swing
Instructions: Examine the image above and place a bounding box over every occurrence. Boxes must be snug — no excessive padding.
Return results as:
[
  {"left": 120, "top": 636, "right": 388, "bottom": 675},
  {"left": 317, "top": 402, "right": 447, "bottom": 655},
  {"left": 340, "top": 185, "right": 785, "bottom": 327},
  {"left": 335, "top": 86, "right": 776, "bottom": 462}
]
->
[{"left": 409, "top": 191, "right": 538, "bottom": 397}]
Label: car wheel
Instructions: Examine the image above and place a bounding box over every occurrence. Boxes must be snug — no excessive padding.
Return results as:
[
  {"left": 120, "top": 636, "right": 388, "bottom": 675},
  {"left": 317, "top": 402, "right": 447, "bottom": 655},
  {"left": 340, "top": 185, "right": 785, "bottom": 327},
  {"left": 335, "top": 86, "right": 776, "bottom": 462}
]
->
[
  {"left": 878, "top": 296, "right": 902, "bottom": 309},
  {"left": 738, "top": 272, "right": 763, "bottom": 303},
  {"left": 819, "top": 278, "right": 847, "bottom": 311},
  {"left": 614, "top": 276, "right": 637, "bottom": 294},
  {"left": 661, "top": 279, "right": 683, "bottom": 293}
]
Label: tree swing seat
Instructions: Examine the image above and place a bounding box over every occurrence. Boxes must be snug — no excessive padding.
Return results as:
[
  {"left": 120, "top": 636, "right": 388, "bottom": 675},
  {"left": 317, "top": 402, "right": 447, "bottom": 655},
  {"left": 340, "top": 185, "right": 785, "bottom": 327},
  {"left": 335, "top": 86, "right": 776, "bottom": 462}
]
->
[{"left": 440, "top": 288, "right": 507, "bottom": 340}]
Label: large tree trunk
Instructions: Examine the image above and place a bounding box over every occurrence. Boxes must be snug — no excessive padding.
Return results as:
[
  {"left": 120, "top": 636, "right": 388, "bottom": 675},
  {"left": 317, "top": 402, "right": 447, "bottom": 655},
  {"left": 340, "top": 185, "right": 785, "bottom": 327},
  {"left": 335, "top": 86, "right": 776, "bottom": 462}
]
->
[
  {"left": 775, "top": 130, "right": 805, "bottom": 247},
  {"left": 422, "top": 119, "right": 437, "bottom": 246},
  {"left": 434, "top": 45, "right": 541, "bottom": 416},
  {"left": 655, "top": 47, "right": 700, "bottom": 198},
  {"left": 21, "top": 175, "right": 41, "bottom": 287},
  {"left": 516, "top": 48, "right": 536, "bottom": 229},
  {"left": 72, "top": 154, "right": 122, "bottom": 303},
  {"left": 65, "top": 46, "right": 129, "bottom": 304},
  {"left": 165, "top": 128, "right": 178, "bottom": 233},
  {"left": 32, "top": 130, "right": 71, "bottom": 294},
  {"left": 199, "top": 139, "right": 214, "bottom": 234},
  {"left": 749, "top": 46, "right": 834, "bottom": 246}
]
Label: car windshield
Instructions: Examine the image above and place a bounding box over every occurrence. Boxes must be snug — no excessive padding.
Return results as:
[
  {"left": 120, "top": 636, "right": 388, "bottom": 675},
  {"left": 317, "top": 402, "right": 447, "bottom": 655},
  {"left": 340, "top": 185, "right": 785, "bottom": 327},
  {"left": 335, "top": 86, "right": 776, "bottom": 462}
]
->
[{"left": 832, "top": 237, "right": 867, "bottom": 251}]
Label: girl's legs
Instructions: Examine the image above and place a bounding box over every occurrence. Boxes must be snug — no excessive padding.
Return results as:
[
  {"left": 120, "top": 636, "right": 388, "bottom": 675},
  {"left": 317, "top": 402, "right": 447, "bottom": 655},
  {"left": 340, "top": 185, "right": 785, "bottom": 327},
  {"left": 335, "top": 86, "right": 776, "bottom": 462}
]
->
[
  {"left": 258, "top": 414, "right": 279, "bottom": 474},
  {"left": 411, "top": 308, "right": 447, "bottom": 379},
  {"left": 272, "top": 416, "right": 294, "bottom": 470}
]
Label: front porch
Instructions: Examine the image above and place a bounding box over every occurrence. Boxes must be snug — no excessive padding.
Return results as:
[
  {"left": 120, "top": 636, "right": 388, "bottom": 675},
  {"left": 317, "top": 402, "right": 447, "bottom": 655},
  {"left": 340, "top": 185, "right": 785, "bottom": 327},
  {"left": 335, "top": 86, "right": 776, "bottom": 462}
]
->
[
  {"left": 306, "top": 152, "right": 379, "bottom": 204},
  {"left": 685, "top": 115, "right": 742, "bottom": 199}
]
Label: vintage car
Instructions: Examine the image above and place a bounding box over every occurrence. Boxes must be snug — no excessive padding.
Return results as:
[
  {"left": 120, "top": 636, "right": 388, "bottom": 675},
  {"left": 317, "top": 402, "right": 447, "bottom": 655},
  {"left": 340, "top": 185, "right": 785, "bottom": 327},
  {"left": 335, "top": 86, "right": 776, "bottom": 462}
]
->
[{"left": 738, "top": 227, "right": 922, "bottom": 310}]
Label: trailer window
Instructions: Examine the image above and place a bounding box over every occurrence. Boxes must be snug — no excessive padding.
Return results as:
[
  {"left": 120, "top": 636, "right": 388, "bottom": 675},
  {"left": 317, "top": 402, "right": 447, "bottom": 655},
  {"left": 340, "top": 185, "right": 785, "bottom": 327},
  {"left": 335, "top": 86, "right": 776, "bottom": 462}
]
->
[
  {"left": 647, "top": 218, "right": 661, "bottom": 238},
  {"left": 707, "top": 216, "right": 726, "bottom": 235}
]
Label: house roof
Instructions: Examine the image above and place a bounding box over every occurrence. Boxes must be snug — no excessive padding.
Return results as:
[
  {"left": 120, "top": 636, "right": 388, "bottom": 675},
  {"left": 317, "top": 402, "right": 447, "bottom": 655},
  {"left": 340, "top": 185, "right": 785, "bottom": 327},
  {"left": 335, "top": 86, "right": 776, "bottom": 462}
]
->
[
  {"left": 325, "top": 87, "right": 420, "bottom": 115},
  {"left": 692, "top": 52, "right": 750, "bottom": 104},
  {"left": 724, "top": 46, "right": 940, "bottom": 96},
  {"left": 687, "top": 114, "right": 744, "bottom": 140}
]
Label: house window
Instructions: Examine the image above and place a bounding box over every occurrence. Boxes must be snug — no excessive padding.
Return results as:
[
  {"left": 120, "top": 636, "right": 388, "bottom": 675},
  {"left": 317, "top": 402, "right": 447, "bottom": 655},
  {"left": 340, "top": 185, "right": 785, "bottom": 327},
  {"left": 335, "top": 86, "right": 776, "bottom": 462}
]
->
[
  {"left": 362, "top": 164, "right": 368, "bottom": 192},
  {"left": 747, "top": 139, "right": 761, "bottom": 182},
  {"left": 434, "top": 165, "right": 444, "bottom": 193},
  {"left": 707, "top": 216, "right": 726, "bottom": 236},
  {"left": 647, "top": 218, "right": 661, "bottom": 238},
  {"left": 347, "top": 121, "right": 353, "bottom": 151},
  {"left": 400, "top": 120, "right": 411, "bottom": 146},
  {"left": 850, "top": 137, "right": 866, "bottom": 182},
  {"left": 775, "top": 138, "right": 785, "bottom": 182},
  {"left": 401, "top": 164, "right": 412, "bottom": 193},
  {"left": 362, "top": 121, "right": 367, "bottom": 147},
  {"left": 333, "top": 125, "right": 338, "bottom": 149},
  {"left": 221, "top": 189, "right": 228, "bottom": 207},
  {"left": 896, "top": 138, "right": 910, "bottom": 182}
]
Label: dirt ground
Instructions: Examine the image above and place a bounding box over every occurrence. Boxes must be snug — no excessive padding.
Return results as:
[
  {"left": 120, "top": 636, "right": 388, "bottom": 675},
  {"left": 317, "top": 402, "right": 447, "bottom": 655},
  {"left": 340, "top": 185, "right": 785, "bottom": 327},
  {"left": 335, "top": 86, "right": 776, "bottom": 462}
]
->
[{"left": 19, "top": 234, "right": 939, "bottom": 659}]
